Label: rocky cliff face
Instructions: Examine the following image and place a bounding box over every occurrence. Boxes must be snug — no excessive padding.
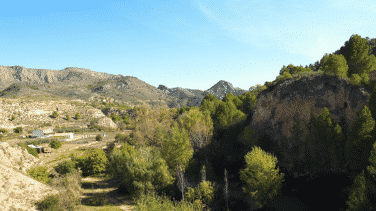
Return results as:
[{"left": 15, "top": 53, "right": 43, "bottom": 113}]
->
[
  {"left": 246, "top": 74, "right": 374, "bottom": 178},
  {"left": 157, "top": 80, "right": 248, "bottom": 108}
]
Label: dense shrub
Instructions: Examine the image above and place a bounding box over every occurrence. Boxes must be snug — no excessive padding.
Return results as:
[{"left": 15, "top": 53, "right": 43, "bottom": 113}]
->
[
  {"left": 52, "top": 111, "right": 59, "bottom": 118},
  {"left": 25, "top": 146, "right": 39, "bottom": 158},
  {"left": 26, "top": 165, "right": 51, "bottom": 184},
  {"left": 50, "top": 140, "right": 63, "bottom": 150},
  {"left": 0, "top": 134, "right": 3, "bottom": 140},
  {"left": 110, "top": 113, "right": 122, "bottom": 122},
  {"left": 106, "top": 143, "right": 174, "bottom": 200},
  {"left": 66, "top": 113, "right": 71, "bottom": 120},
  {"left": 73, "top": 148, "right": 108, "bottom": 177},
  {"left": 95, "top": 134, "right": 103, "bottom": 141},
  {"left": 10, "top": 115, "right": 15, "bottom": 121},
  {"left": 75, "top": 112, "right": 80, "bottom": 119},
  {"left": 13, "top": 126, "right": 23, "bottom": 133},
  {"left": 0, "top": 128, "right": 9, "bottom": 133},
  {"left": 54, "top": 160, "right": 77, "bottom": 176},
  {"left": 115, "top": 133, "right": 137, "bottom": 146},
  {"left": 35, "top": 194, "right": 62, "bottom": 211},
  {"left": 184, "top": 180, "right": 218, "bottom": 207}
]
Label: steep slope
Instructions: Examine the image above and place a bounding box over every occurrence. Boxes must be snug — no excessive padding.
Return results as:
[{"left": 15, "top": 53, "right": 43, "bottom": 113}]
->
[{"left": 246, "top": 74, "right": 374, "bottom": 178}]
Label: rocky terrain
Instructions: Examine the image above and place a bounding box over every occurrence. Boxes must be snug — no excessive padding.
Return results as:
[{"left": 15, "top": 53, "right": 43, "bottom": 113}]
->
[
  {"left": 0, "top": 141, "right": 62, "bottom": 211},
  {"left": 0, "top": 65, "right": 249, "bottom": 109},
  {"left": 0, "top": 98, "right": 118, "bottom": 134}
]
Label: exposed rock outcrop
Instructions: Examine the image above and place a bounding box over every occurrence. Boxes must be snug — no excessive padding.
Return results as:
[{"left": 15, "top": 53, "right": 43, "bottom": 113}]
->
[
  {"left": 96, "top": 117, "right": 118, "bottom": 129},
  {"left": 245, "top": 74, "right": 374, "bottom": 178}
]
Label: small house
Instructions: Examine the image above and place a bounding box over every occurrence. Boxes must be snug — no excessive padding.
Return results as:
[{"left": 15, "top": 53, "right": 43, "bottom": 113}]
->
[{"left": 31, "top": 127, "right": 54, "bottom": 138}]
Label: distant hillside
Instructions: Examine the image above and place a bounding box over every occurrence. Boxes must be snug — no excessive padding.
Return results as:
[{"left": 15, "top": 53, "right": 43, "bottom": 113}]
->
[{"left": 0, "top": 65, "right": 249, "bottom": 109}]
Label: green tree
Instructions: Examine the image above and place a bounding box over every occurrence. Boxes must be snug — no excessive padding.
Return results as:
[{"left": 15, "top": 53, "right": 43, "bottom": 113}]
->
[
  {"left": 223, "top": 93, "right": 243, "bottom": 111},
  {"left": 151, "top": 125, "right": 169, "bottom": 149},
  {"left": 367, "top": 141, "right": 376, "bottom": 182},
  {"left": 213, "top": 101, "right": 246, "bottom": 130},
  {"left": 96, "top": 134, "right": 103, "bottom": 141},
  {"left": 345, "top": 170, "right": 373, "bottom": 210},
  {"left": 52, "top": 111, "right": 59, "bottom": 118},
  {"left": 275, "top": 70, "right": 293, "bottom": 83},
  {"left": 54, "top": 160, "right": 77, "bottom": 176},
  {"left": 50, "top": 140, "right": 63, "bottom": 150},
  {"left": 175, "top": 107, "right": 214, "bottom": 152},
  {"left": 13, "top": 126, "right": 23, "bottom": 134},
  {"left": 160, "top": 122, "right": 194, "bottom": 177},
  {"left": 199, "top": 94, "right": 221, "bottom": 119},
  {"left": 279, "top": 64, "right": 312, "bottom": 76},
  {"left": 184, "top": 180, "right": 218, "bottom": 207},
  {"left": 10, "top": 115, "right": 16, "bottom": 121},
  {"left": 320, "top": 53, "right": 349, "bottom": 78},
  {"left": 303, "top": 107, "right": 347, "bottom": 175},
  {"left": 74, "top": 149, "right": 108, "bottom": 177},
  {"left": 238, "top": 91, "right": 258, "bottom": 116},
  {"left": 66, "top": 113, "right": 71, "bottom": 120},
  {"left": 237, "top": 127, "right": 259, "bottom": 150},
  {"left": 106, "top": 143, "right": 174, "bottom": 199},
  {"left": 349, "top": 73, "right": 363, "bottom": 86},
  {"left": 239, "top": 146, "right": 285, "bottom": 209},
  {"left": 75, "top": 112, "right": 80, "bottom": 119},
  {"left": 346, "top": 105, "right": 376, "bottom": 173},
  {"left": 338, "top": 34, "right": 376, "bottom": 80}
]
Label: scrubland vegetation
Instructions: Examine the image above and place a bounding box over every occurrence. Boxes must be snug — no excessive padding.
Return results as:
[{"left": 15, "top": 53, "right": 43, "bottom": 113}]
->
[{"left": 1, "top": 34, "right": 376, "bottom": 210}]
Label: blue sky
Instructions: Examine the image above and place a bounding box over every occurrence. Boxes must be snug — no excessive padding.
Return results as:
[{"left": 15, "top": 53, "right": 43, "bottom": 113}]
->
[{"left": 1, "top": 0, "right": 376, "bottom": 92}]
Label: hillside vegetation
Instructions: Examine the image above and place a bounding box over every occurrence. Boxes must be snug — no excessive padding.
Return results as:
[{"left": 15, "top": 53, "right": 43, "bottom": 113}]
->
[{"left": 1, "top": 33, "right": 376, "bottom": 211}]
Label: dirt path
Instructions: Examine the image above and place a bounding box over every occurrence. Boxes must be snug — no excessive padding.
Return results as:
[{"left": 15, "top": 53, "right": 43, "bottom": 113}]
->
[{"left": 9, "top": 131, "right": 137, "bottom": 211}]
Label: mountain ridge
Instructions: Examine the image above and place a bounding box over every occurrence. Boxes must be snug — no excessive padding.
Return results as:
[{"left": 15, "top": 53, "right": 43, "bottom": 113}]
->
[{"left": 0, "top": 65, "right": 249, "bottom": 109}]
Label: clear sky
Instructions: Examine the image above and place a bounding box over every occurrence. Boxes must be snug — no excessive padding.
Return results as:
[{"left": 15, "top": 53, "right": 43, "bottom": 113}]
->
[{"left": 1, "top": 0, "right": 376, "bottom": 91}]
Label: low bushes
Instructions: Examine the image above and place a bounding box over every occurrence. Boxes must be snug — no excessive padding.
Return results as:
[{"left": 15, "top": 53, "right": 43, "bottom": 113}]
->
[
  {"left": 54, "top": 160, "right": 77, "bottom": 177},
  {"left": 13, "top": 126, "right": 23, "bottom": 133},
  {"left": 34, "top": 167, "right": 83, "bottom": 211},
  {"left": 95, "top": 134, "right": 103, "bottom": 141},
  {"left": 132, "top": 191, "right": 209, "bottom": 211},
  {"left": 0, "top": 128, "right": 9, "bottom": 133},
  {"left": 50, "top": 140, "right": 63, "bottom": 150},
  {"left": 26, "top": 165, "right": 51, "bottom": 184},
  {"left": 115, "top": 133, "right": 137, "bottom": 146}
]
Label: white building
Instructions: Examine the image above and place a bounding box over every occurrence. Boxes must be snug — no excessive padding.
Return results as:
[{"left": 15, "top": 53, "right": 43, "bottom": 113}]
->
[
  {"left": 31, "top": 127, "right": 54, "bottom": 138},
  {"left": 66, "top": 133, "right": 73, "bottom": 139}
]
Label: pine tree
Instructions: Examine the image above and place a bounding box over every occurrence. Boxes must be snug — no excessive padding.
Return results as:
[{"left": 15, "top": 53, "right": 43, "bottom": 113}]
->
[
  {"left": 302, "top": 107, "right": 346, "bottom": 176},
  {"left": 346, "top": 170, "right": 373, "bottom": 210},
  {"left": 320, "top": 53, "right": 349, "bottom": 78},
  {"left": 338, "top": 34, "right": 376, "bottom": 79},
  {"left": 346, "top": 105, "right": 376, "bottom": 173},
  {"left": 239, "top": 146, "right": 285, "bottom": 209},
  {"left": 367, "top": 87, "right": 376, "bottom": 121}
]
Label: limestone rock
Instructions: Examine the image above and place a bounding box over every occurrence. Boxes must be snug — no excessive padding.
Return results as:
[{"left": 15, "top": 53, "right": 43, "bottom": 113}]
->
[
  {"left": 245, "top": 74, "right": 374, "bottom": 178},
  {"left": 96, "top": 116, "right": 117, "bottom": 129}
]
